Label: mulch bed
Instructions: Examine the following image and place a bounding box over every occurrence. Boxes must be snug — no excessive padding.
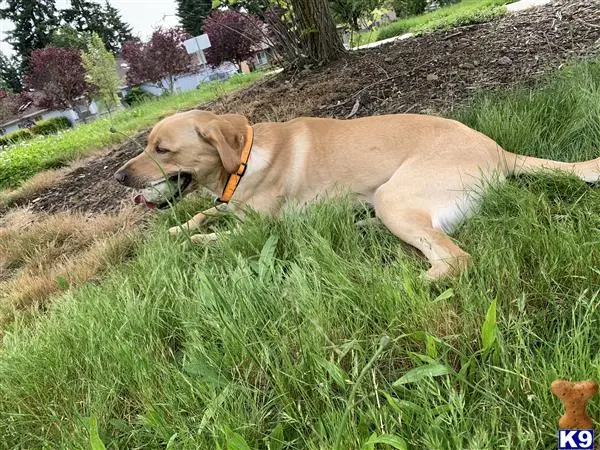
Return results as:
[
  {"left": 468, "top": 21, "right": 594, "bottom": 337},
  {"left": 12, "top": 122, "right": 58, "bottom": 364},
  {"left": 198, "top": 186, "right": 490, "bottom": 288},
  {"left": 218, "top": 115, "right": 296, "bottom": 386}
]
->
[
  {"left": 22, "top": 132, "right": 148, "bottom": 215},
  {"left": 13, "top": 0, "right": 600, "bottom": 216}
]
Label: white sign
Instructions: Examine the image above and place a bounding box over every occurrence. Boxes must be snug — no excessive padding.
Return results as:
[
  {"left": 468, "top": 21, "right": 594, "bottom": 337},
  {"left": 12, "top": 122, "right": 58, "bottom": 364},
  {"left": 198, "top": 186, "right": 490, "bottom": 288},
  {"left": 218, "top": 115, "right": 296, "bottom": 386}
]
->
[{"left": 183, "top": 34, "right": 211, "bottom": 54}]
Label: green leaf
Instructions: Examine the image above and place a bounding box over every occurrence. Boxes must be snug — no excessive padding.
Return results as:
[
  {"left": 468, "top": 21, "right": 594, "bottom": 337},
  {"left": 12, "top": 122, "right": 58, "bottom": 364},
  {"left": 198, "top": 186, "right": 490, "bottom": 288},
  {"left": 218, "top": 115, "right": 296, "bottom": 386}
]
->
[
  {"left": 267, "top": 423, "right": 284, "bottom": 450},
  {"left": 183, "top": 356, "right": 225, "bottom": 388},
  {"left": 432, "top": 288, "right": 454, "bottom": 303},
  {"left": 166, "top": 433, "right": 178, "bottom": 450},
  {"left": 88, "top": 416, "right": 107, "bottom": 450},
  {"left": 362, "top": 433, "right": 408, "bottom": 450},
  {"left": 224, "top": 426, "right": 251, "bottom": 450},
  {"left": 425, "top": 334, "right": 438, "bottom": 359},
  {"left": 481, "top": 299, "right": 497, "bottom": 353},
  {"left": 258, "top": 234, "right": 278, "bottom": 281},
  {"left": 393, "top": 363, "right": 453, "bottom": 387},
  {"left": 381, "top": 391, "right": 423, "bottom": 415},
  {"left": 457, "top": 356, "right": 474, "bottom": 381},
  {"left": 317, "top": 358, "right": 348, "bottom": 389},
  {"left": 361, "top": 432, "right": 377, "bottom": 450}
]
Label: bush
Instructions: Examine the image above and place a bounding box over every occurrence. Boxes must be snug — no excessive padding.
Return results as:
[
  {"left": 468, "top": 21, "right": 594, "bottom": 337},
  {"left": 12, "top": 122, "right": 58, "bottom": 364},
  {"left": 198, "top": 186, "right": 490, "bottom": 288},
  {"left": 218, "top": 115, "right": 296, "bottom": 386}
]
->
[
  {"left": 31, "top": 116, "right": 72, "bottom": 136},
  {"left": 392, "top": 0, "right": 427, "bottom": 18},
  {"left": 123, "top": 86, "right": 153, "bottom": 106},
  {"left": 0, "top": 129, "right": 34, "bottom": 147}
]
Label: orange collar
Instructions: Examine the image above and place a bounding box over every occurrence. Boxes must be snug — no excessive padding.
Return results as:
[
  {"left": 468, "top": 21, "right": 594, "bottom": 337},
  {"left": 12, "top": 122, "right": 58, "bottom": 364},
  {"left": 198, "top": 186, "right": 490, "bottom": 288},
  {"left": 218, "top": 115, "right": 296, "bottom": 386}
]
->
[{"left": 217, "top": 125, "right": 254, "bottom": 203}]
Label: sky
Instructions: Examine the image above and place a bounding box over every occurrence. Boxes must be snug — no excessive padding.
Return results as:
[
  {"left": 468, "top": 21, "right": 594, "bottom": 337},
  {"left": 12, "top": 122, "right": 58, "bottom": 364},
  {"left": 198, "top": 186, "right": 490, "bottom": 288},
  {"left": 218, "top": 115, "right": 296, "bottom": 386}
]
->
[{"left": 0, "top": 0, "right": 180, "bottom": 57}]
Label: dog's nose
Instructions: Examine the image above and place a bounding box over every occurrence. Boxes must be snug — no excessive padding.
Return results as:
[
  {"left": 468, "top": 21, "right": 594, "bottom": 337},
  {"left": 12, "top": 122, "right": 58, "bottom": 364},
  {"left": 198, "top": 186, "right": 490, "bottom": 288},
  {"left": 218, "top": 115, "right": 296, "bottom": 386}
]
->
[{"left": 114, "top": 170, "right": 128, "bottom": 184}]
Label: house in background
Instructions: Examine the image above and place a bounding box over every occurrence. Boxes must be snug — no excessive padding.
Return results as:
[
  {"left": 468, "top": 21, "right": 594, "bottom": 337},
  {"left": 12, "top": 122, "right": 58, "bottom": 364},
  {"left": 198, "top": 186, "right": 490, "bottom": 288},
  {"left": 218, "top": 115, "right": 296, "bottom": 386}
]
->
[
  {"left": 1, "top": 40, "right": 278, "bottom": 137},
  {"left": 240, "top": 39, "right": 277, "bottom": 74},
  {"left": 0, "top": 93, "right": 100, "bottom": 136},
  {"left": 116, "top": 54, "right": 239, "bottom": 98}
]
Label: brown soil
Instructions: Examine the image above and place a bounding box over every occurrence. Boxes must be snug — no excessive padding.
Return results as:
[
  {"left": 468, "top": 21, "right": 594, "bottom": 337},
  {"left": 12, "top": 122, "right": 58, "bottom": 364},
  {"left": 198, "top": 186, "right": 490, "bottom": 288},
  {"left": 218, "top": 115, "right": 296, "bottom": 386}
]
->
[{"left": 12, "top": 0, "right": 600, "bottom": 216}]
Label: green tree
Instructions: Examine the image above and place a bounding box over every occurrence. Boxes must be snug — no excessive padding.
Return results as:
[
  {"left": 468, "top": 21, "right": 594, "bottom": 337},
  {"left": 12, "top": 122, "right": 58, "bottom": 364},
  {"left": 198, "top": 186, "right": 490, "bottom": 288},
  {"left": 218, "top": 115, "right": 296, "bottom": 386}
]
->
[
  {"left": 82, "top": 33, "right": 121, "bottom": 113},
  {"left": 215, "top": 0, "right": 272, "bottom": 18},
  {"left": 50, "top": 25, "right": 93, "bottom": 50},
  {"left": 329, "top": 0, "right": 382, "bottom": 31},
  {"left": 61, "top": 0, "right": 133, "bottom": 53},
  {"left": 0, "top": 52, "right": 23, "bottom": 93},
  {"left": 176, "top": 0, "right": 213, "bottom": 36},
  {"left": 392, "top": 0, "right": 427, "bottom": 18},
  {"left": 102, "top": 1, "right": 134, "bottom": 52},
  {"left": 0, "top": 0, "right": 59, "bottom": 70}
]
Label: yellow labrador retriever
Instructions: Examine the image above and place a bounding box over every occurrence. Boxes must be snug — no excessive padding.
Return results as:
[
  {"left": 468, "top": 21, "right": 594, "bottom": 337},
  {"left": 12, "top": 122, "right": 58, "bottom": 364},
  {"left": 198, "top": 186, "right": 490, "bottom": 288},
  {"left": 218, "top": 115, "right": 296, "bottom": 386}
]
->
[{"left": 114, "top": 110, "right": 600, "bottom": 279}]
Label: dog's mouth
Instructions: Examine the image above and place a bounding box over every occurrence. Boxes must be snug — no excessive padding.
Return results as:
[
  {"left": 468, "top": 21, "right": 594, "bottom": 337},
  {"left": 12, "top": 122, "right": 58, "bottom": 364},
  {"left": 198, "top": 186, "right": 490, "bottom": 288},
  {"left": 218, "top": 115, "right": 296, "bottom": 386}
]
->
[{"left": 133, "top": 172, "right": 193, "bottom": 210}]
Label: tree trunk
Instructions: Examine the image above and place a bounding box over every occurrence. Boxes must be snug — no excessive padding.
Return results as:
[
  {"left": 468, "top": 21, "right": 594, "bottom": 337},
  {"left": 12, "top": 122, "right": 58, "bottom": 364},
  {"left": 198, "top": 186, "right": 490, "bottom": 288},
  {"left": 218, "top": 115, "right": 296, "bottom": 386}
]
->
[{"left": 290, "top": 0, "right": 345, "bottom": 63}]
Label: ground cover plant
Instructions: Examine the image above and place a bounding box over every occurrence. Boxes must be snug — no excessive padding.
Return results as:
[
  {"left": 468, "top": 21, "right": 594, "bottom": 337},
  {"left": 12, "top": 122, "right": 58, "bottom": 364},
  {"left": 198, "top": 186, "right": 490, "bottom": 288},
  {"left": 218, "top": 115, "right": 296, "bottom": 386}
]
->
[
  {"left": 0, "top": 128, "right": 33, "bottom": 147},
  {"left": 0, "top": 72, "right": 264, "bottom": 190},
  {"left": 0, "top": 57, "right": 598, "bottom": 448},
  {"left": 30, "top": 116, "right": 73, "bottom": 136},
  {"left": 352, "top": 0, "right": 514, "bottom": 47}
]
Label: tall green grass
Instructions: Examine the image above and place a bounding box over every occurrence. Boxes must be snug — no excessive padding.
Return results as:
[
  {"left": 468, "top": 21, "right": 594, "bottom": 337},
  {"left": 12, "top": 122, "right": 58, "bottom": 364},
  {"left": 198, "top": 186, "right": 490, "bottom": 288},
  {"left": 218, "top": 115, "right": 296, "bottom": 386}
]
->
[
  {"left": 0, "top": 61, "right": 600, "bottom": 448},
  {"left": 0, "top": 72, "right": 265, "bottom": 190},
  {"left": 354, "top": 0, "right": 512, "bottom": 46}
]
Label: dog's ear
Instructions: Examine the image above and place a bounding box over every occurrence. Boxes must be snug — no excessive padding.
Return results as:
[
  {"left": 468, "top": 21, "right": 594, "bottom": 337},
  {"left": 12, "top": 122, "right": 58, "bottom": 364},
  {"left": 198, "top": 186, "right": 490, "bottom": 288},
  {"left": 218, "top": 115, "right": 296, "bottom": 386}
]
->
[{"left": 197, "top": 114, "right": 249, "bottom": 173}]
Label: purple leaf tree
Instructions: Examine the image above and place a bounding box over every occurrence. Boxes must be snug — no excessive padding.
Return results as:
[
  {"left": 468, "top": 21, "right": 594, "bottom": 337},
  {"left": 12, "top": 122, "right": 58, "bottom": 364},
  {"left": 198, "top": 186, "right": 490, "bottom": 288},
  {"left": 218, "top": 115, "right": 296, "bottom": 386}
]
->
[
  {"left": 203, "top": 10, "right": 264, "bottom": 72},
  {"left": 24, "top": 47, "right": 88, "bottom": 109},
  {"left": 121, "top": 27, "right": 193, "bottom": 94}
]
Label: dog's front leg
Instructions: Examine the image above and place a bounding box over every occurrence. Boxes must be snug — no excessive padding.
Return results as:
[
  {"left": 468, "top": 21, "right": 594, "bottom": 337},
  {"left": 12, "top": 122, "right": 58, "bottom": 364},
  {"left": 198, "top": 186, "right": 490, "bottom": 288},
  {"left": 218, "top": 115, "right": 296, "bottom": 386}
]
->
[
  {"left": 190, "top": 231, "right": 227, "bottom": 243},
  {"left": 168, "top": 206, "right": 222, "bottom": 235},
  {"left": 190, "top": 228, "right": 239, "bottom": 244}
]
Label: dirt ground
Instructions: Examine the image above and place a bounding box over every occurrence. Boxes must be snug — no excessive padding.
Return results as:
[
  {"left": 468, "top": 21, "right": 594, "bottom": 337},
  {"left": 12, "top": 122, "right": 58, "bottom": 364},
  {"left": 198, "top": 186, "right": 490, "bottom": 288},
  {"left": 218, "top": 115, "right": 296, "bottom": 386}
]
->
[{"left": 7, "top": 0, "right": 600, "bottom": 216}]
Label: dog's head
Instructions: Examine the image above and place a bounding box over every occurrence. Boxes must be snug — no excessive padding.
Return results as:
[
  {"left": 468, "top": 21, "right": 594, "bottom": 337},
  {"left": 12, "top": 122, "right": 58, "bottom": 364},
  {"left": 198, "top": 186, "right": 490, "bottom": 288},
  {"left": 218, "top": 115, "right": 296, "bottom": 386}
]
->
[{"left": 114, "top": 110, "right": 250, "bottom": 209}]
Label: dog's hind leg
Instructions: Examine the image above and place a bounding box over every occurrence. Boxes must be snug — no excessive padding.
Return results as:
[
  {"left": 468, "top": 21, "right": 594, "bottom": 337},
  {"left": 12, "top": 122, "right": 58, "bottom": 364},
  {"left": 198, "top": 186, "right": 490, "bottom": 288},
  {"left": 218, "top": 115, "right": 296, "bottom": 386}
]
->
[
  {"left": 375, "top": 205, "right": 471, "bottom": 280},
  {"left": 373, "top": 178, "right": 477, "bottom": 280}
]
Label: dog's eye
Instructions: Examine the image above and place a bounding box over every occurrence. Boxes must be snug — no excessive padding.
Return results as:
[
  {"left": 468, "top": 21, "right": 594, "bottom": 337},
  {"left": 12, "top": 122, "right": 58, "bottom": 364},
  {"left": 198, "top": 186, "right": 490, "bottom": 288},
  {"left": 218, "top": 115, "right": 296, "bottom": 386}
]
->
[{"left": 156, "top": 147, "right": 169, "bottom": 154}]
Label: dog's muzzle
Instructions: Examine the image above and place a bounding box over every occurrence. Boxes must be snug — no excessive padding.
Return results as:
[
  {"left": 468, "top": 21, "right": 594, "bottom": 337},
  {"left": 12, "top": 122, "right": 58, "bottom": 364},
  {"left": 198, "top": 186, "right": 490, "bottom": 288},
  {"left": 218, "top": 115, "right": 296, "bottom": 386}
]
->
[{"left": 132, "top": 173, "right": 192, "bottom": 209}]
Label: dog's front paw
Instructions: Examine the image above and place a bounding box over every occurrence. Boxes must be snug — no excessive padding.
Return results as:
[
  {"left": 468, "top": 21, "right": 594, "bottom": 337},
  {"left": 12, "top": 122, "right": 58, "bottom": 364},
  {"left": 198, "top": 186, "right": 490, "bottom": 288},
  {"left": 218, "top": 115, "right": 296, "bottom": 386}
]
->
[
  {"left": 169, "top": 224, "right": 189, "bottom": 234},
  {"left": 190, "top": 232, "right": 218, "bottom": 244}
]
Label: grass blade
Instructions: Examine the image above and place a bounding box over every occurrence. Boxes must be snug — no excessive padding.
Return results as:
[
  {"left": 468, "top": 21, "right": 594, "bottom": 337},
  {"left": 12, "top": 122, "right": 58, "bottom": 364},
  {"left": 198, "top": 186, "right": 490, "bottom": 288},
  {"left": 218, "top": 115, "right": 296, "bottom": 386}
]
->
[{"left": 393, "top": 363, "right": 453, "bottom": 387}]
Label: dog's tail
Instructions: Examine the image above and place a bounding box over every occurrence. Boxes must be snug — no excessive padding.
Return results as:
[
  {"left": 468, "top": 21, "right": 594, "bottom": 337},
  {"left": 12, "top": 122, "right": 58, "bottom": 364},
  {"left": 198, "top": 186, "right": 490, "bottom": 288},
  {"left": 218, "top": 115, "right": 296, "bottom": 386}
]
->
[{"left": 506, "top": 152, "right": 600, "bottom": 183}]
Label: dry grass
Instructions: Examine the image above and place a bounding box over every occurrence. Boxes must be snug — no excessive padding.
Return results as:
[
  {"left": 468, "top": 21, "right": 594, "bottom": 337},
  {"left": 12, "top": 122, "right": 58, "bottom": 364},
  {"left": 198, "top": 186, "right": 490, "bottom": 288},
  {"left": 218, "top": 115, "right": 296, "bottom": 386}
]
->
[{"left": 0, "top": 207, "right": 143, "bottom": 326}]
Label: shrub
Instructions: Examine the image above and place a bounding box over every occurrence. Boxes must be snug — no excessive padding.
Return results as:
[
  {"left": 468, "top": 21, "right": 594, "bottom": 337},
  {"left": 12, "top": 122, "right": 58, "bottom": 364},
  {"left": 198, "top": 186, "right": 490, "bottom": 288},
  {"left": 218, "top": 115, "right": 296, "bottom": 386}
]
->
[
  {"left": 123, "top": 87, "right": 153, "bottom": 106},
  {"left": 31, "top": 116, "right": 72, "bottom": 136},
  {"left": 392, "top": 0, "right": 428, "bottom": 17},
  {"left": 0, "top": 128, "right": 34, "bottom": 147}
]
